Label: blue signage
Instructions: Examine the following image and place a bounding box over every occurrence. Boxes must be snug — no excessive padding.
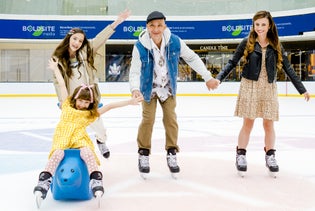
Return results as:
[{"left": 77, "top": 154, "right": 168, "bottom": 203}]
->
[{"left": 0, "top": 12, "right": 314, "bottom": 40}]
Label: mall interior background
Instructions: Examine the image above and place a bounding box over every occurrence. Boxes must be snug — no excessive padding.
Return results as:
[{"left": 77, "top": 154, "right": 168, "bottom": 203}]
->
[
  {"left": 0, "top": 0, "right": 315, "bottom": 84},
  {"left": 1, "top": 0, "right": 314, "bottom": 16}
]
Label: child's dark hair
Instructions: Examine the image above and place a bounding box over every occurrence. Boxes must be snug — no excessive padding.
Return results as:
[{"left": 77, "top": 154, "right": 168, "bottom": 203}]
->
[{"left": 70, "top": 84, "right": 99, "bottom": 118}]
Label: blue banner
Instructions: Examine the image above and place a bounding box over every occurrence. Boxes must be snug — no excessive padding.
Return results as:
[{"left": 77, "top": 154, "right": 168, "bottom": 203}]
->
[{"left": 0, "top": 12, "right": 314, "bottom": 40}]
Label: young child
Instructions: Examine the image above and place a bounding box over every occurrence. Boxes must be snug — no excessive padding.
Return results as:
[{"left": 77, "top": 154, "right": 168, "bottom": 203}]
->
[{"left": 33, "top": 58, "right": 143, "bottom": 201}]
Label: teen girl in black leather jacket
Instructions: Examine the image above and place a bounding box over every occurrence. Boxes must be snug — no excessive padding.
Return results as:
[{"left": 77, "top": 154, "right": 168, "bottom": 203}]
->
[
  {"left": 217, "top": 38, "right": 307, "bottom": 94},
  {"left": 216, "top": 10, "right": 310, "bottom": 177}
]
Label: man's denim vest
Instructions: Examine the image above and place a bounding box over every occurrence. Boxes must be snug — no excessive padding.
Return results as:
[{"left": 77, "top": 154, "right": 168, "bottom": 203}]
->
[{"left": 135, "top": 34, "right": 181, "bottom": 102}]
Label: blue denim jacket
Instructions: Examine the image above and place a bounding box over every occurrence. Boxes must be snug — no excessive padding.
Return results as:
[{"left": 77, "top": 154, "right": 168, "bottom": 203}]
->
[{"left": 135, "top": 34, "right": 181, "bottom": 102}]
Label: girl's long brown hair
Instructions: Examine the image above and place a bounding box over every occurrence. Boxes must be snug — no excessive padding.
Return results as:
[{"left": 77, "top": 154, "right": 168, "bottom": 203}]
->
[
  {"left": 243, "top": 11, "right": 283, "bottom": 70},
  {"left": 52, "top": 28, "right": 96, "bottom": 78},
  {"left": 70, "top": 85, "right": 99, "bottom": 118}
]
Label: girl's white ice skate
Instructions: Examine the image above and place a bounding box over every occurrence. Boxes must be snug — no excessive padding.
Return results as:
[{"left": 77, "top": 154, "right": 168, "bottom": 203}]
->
[
  {"left": 265, "top": 149, "right": 279, "bottom": 178},
  {"left": 265, "top": 152, "right": 279, "bottom": 178},
  {"left": 236, "top": 154, "right": 247, "bottom": 178}
]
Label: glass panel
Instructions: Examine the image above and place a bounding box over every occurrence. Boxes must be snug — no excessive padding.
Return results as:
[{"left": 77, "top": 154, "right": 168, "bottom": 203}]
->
[
  {"left": 1, "top": 50, "right": 30, "bottom": 82},
  {"left": 205, "top": 52, "right": 238, "bottom": 81},
  {"left": 178, "top": 59, "right": 194, "bottom": 81},
  {"left": 306, "top": 50, "right": 315, "bottom": 80},
  {"left": 206, "top": 53, "right": 222, "bottom": 79}
]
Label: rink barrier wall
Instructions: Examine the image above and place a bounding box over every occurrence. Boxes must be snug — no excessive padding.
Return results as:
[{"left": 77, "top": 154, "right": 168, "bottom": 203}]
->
[{"left": 0, "top": 82, "right": 314, "bottom": 98}]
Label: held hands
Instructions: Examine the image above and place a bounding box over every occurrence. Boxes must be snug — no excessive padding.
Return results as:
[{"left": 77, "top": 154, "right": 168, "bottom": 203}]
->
[
  {"left": 131, "top": 90, "right": 143, "bottom": 99},
  {"left": 130, "top": 90, "right": 144, "bottom": 105},
  {"left": 206, "top": 78, "right": 220, "bottom": 91},
  {"left": 129, "top": 94, "right": 144, "bottom": 105}
]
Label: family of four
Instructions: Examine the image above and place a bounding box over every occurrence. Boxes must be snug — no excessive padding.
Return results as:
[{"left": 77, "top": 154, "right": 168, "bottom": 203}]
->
[{"left": 33, "top": 9, "right": 310, "bottom": 202}]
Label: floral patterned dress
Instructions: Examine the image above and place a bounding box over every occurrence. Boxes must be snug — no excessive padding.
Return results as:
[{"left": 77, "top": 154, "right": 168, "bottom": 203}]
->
[{"left": 234, "top": 47, "right": 279, "bottom": 121}]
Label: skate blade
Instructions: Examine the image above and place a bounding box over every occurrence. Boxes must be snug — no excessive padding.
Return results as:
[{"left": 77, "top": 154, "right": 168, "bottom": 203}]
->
[
  {"left": 140, "top": 173, "right": 149, "bottom": 180},
  {"left": 268, "top": 171, "right": 277, "bottom": 178},
  {"left": 171, "top": 173, "right": 179, "bottom": 180},
  {"left": 34, "top": 191, "right": 43, "bottom": 209},
  {"left": 95, "top": 190, "right": 103, "bottom": 208},
  {"left": 237, "top": 171, "right": 246, "bottom": 178}
]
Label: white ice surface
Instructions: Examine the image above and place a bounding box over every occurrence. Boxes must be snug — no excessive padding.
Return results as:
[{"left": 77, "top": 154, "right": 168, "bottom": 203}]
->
[{"left": 0, "top": 96, "right": 315, "bottom": 211}]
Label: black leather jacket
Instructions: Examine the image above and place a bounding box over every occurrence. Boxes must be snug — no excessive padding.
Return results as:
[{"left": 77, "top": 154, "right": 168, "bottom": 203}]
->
[{"left": 216, "top": 38, "right": 307, "bottom": 94}]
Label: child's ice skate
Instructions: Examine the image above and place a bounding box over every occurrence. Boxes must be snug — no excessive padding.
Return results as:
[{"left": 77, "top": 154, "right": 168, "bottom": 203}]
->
[
  {"left": 236, "top": 148, "right": 247, "bottom": 177},
  {"left": 265, "top": 149, "right": 279, "bottom": 178},
  {"left": 166, "top": 149, "right": 180, "bottom": 179},
  {"left": 97, "top": 140, "right": 110, "bottom": 159},
  {"left": 33, "top": 171, "right": 52, "bottom": 209},
  {"left": 90, "top": 171, "right": 104, "bottom": 208}
]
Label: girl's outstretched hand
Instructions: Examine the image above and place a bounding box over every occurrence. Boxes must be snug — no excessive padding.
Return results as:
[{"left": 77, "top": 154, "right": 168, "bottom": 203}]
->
[
  {"left": 118, "top": 9, "right": 131, "bottom": 22},
  {"left": 129, "top": 95, "right": 143, "bottom": 105},
  {"left": 111, "top": 9, "right": 131, "bottom": 29}
]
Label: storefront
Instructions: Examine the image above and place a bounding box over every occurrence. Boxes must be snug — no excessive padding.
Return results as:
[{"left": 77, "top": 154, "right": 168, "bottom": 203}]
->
[{"left": 104, "top": 41, "right": 315, "bottom": 83}]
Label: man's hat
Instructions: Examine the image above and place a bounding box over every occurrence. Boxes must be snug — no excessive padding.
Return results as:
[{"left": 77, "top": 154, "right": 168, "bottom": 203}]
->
[{"left": 146, "top": 11, "right": 166, "bottom": 23}]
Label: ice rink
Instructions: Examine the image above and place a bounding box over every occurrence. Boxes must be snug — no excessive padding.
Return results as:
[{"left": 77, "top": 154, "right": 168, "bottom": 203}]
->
[{"left": 1, "top": 96, "right": 315, "bottom": 211}]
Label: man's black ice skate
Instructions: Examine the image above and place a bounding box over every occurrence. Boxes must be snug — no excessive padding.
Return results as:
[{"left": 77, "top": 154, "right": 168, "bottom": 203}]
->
[
  {"left": 33, "top": 171, "right": 52, "bottom": 208},
  {"left": 265, "top": 149, "right": 279, "bottom": 178},
  {"left": 166, "top": 148, "right": 180, "bottom": 179},
  {"left": 138, "top": 149, "right": 150, "bottom": 179},
  {"left": 90, "top": 171, "right": 104, "bottom": 208},
  {"left": 97, "top": 140, "right": 110, "bottom": 159},
  {"left": 236, "top": 148, "right": 247, "bottom": 177}
]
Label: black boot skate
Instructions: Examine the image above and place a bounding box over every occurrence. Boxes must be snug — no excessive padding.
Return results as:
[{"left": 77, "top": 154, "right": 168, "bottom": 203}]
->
[
  {"left": 236, "top": 148, "right": 247, "bottom": 177},
  {"left": 138, "top": 149, "right": 150, "bottom": 179},
  {"left": 265, "top": 149, "right": 279, "bottom": 178},
  {"left": 33, "top": 171, "right": 52, "bottom": 208}
]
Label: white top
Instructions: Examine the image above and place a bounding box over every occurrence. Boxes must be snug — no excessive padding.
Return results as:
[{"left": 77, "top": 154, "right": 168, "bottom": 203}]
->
[
  {"left": 69, "top": 56, "right": 89, "bottom": 95},
  {"left": 151, "top": 37, "right": 171, "bottom": 101}
]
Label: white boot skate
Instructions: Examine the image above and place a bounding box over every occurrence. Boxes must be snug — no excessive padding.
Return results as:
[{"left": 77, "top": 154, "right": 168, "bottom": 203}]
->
[
  {"left": 90, "top": 171, "right": 104, "bottom": 208},
  {"left": 236, "top": 154, "right": 247, "bottom": 177},
  {"left": 33, "top": 171, "right": 52, "bottom": 209},
  {"left": 138, "top": 149, "right": 150, "bottom": 179},
  {"left": 97, "top": 140, "right": 110, "bottom": 159},
  {"left": 166, "top": 151, "right": 180, "bottom": 179},
  {"left": 265, "top": 149, "right": 279, "bottom": 178},
  {"left": 138, "top": 154, "right": 150, "bottom": 179},
  {"left": 236, "top": 148, "right": 247, "bottom": 177}
]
